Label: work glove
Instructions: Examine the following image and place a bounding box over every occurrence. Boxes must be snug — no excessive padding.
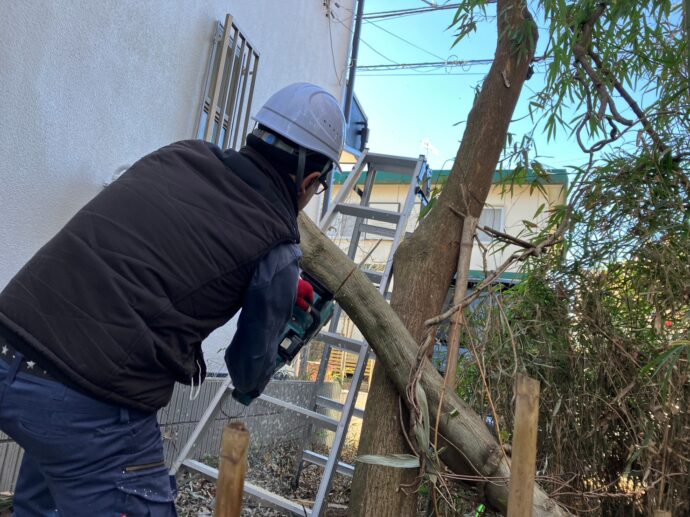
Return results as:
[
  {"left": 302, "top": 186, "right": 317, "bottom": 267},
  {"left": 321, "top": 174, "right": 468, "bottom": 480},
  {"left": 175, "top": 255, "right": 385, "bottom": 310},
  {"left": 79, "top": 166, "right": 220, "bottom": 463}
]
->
[{"left": 295, "top": 277, "right": 314, "bottom": 312}]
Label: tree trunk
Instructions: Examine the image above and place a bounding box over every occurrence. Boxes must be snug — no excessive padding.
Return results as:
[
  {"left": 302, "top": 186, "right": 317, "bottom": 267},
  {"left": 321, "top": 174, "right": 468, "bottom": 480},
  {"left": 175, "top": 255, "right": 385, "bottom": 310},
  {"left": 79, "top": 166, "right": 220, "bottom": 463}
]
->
[
  {"left": 347, "top": 0, "right": 541, "bottom": 513},
  {"left": 298, "top": 214, "right": 567, "bottom": 516},
  {"left": 348, "top": 368, "right": 417, "bottom": 515}
]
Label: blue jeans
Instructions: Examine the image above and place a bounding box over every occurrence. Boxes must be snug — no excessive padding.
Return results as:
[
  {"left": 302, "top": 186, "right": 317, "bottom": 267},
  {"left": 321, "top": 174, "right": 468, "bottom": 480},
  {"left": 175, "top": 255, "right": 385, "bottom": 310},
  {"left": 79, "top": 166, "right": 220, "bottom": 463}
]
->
[{"left": 0, "top": 352, "right": 177, "bottom": 516}]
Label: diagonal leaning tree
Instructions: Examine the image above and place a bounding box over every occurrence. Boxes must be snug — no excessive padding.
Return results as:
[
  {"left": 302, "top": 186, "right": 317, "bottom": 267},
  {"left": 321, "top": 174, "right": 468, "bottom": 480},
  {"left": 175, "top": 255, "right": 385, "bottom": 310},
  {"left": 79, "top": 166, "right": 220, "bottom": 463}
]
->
[
  {"left": 301, "top": 0, "right": 570, "bottom": 514},
  {"left": 298, "top": 212, "right": 567, "bottom": 516}
]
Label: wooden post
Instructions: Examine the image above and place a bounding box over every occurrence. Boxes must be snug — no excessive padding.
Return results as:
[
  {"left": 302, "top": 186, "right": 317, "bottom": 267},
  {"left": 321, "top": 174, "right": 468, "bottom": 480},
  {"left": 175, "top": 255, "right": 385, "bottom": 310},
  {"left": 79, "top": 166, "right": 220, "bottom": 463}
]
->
[
  {"left": 508, "top": 375, "right": 541, "bottom": 517},
  {"left": 214, "top": 421, "right": 249, "bottom": 517}
]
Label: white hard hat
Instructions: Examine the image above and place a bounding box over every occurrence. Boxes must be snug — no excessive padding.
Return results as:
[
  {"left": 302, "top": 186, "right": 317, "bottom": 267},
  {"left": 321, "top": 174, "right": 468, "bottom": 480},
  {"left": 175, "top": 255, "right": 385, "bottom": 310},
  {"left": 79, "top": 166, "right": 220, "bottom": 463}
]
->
[{"left": 253, "top": 83, "right": 345, "bottom": 163}]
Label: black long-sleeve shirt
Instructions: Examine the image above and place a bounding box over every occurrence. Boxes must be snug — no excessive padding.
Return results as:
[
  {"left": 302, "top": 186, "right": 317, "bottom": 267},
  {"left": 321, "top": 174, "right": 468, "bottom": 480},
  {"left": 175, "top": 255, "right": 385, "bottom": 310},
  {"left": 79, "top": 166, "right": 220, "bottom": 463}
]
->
[{"left": 225, "top": 243, "right": 301, "bottom": 396}]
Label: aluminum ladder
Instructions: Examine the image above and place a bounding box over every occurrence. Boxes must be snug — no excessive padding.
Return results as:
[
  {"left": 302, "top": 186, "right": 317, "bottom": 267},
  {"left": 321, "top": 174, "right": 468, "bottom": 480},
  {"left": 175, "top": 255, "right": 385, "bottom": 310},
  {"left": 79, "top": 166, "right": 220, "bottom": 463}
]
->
[
  {"left": 291, "top": 150, "right": 430, "bottom": 515},
  {"left": 169, "top": 150, "right": 430, "bottom": 516}
]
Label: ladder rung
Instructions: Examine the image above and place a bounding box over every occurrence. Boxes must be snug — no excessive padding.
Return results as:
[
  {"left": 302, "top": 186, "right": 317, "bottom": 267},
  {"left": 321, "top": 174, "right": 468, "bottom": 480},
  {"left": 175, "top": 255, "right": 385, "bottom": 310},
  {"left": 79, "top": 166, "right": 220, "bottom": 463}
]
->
[
  {"left": 366, "top": 152, "right": 420, "bottom": 175},
  {"left": 183, "top": 460, "right": 312, "bottom": 515},
  {"left": 316, "top": 395, "right": 364, "bottom": 419},
  {"left": 302, "top": 450, "right": 355, "bottom": 477},
  {"left": 335, "top": 204, "right": 402, "bottom": 224},
  {"left": 361, "top": 268, "right": 383, "bottom": 283},
  {"left": 359, "top": 223, "right": 397, "bottom": 238},
  {"left": 318, "top": 331, "right": 367, "bottom": 353},
  {"left": 257, "top": 393, "right": 338, "bottom": 431}
]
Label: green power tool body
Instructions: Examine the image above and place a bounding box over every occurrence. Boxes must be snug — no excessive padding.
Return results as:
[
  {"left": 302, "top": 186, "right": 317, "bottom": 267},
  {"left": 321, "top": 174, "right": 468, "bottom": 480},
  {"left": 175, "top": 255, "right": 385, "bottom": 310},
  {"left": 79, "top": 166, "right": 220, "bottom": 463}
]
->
[{"left": 233, "top": 272, "right": 335, "bottom": 405}]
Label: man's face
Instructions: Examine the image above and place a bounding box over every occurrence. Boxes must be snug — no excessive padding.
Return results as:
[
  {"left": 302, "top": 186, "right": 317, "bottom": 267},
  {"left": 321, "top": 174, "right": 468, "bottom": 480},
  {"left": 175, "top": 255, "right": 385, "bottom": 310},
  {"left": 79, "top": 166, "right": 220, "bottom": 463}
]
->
[{"left": 297, "top": 172, "right": 324, "bottom": 211}]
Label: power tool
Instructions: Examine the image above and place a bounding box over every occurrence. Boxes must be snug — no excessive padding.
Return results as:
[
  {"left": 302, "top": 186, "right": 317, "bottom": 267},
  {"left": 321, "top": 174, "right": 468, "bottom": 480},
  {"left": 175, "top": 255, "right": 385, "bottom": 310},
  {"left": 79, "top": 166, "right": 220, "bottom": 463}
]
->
[{"left": 232, "top": 271, "right": 334, "bottom": 405}]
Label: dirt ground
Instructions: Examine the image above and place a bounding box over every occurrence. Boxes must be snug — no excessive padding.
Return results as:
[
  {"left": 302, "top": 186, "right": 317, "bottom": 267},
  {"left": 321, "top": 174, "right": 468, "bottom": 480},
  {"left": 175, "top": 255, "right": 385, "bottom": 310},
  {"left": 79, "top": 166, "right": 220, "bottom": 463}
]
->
[
  {"left": 0, "top": 442, "right": 490, "bottom": 515},
  {"left": 176, "top": 440, "right": 352, "bottom": 516},
  {"left": 175, "top": 440, "right": 493, "bottom": 516}
]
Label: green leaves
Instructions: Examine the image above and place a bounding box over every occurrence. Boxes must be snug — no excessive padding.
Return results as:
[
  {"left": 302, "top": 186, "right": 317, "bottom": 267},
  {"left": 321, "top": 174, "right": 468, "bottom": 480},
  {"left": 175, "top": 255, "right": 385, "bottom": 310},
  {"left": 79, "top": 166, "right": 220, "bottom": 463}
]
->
[{"left": 641, "top": 340, "right": 690, "bottom": 378}]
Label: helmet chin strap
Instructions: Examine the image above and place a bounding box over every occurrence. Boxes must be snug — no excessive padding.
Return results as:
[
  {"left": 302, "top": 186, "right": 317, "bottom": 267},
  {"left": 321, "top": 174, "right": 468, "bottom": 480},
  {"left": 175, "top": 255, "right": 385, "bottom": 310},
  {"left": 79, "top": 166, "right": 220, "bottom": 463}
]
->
[{"left": 296, "top": 147, "right": 307, "bottom": 196}]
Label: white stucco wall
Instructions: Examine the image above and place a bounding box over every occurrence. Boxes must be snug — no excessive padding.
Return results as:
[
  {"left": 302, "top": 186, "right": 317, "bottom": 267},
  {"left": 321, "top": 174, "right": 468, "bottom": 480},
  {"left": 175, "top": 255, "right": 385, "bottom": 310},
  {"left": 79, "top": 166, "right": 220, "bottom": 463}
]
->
[{"left": 0, "top": 0, "right": 354, "bottom": 372}]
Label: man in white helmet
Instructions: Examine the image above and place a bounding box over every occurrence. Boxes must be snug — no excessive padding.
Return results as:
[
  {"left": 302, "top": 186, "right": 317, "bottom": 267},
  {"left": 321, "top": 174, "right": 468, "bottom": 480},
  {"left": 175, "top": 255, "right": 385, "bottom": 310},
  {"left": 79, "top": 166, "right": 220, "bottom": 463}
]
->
[{"left": 0, "top": 82, "right": 345, "bottom": 515}]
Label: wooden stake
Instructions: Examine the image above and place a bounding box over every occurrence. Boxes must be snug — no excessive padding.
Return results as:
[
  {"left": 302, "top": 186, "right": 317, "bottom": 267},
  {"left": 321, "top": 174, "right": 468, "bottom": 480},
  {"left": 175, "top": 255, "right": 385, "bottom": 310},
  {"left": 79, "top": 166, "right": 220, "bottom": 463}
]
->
[
  {"left": 444, "top": 214, "right": 478, "bottom": 390},
  {"left": 507, "top": 375, "right": 540, "bottom": 517},
  {"left": 214, "top": 421, "right": 249, "bottom": 517}
]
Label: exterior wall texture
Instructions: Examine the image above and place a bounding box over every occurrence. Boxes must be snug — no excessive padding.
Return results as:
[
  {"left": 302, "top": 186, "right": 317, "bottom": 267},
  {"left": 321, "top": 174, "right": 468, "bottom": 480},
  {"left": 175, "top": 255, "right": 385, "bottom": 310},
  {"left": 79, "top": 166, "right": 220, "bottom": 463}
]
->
[{"left": 0, "top": 0, "right": 354, "bottom": 371}]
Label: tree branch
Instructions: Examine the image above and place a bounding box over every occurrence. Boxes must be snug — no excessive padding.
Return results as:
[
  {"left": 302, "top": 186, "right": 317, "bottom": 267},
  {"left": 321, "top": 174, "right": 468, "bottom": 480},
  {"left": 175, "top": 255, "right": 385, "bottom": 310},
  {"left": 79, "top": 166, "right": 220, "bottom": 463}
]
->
[
  {"left": 298, "top": 213, "right": 569, "bottom": 515},
  {"left": 425, "top": 221, "right": 566, "bottom": 328}
]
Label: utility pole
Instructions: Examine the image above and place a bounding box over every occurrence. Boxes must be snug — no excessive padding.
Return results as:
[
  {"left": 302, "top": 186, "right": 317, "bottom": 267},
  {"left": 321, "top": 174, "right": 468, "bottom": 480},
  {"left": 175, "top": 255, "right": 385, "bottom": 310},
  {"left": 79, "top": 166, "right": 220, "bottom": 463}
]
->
[{"left": 343, "top": 0, "right": 365, "bottom": 122}]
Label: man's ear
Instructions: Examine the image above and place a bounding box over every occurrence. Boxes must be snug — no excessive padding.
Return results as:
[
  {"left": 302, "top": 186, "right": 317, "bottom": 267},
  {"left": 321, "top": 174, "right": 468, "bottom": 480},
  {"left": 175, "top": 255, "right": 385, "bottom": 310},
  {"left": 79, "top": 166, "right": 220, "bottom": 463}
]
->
[{"left": 300, "top": 171, "right": 322, "bottom": 194}]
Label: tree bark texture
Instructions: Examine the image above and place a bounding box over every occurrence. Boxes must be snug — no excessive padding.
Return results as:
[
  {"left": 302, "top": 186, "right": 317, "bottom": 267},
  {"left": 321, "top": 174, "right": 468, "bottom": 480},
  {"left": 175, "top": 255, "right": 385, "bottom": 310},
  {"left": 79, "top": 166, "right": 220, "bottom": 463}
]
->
[
  {"left": 298, "top": 214, "right": 567, "bottom": 516},
  {"left": 348, "top": 366, "right": 417, "bottom": 516},
  {"left": 341, "top": 0, "right": 549, "bottom": 514}
]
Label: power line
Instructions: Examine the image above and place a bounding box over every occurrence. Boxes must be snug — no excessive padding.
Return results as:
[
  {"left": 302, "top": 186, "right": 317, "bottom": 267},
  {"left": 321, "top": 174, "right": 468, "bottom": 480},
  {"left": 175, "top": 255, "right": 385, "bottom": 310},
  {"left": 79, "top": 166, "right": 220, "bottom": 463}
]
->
[
  {"left": 358, "top": 71, "right": 492, "bottom": 77},
  {"left": 329, "top": 4, "right": 457, "bottom": 72},
  {"left": 358, "top": 55, "right": 552, "bottom": 72},
  {"left": 364, "top": 19, "right": 447, "bottom": 62},
  {"left": 359, "top": 39, "right": 400, "bottom": 65},
  {"left": 358, "top": 58, "right": 495, "bottom": 71},
  {"left": 326, "top": 10, "right": 346, "bottom": 84},
  {"left": 363, "top": 3, "right": 462, "bottom": 21},
  {"left": 326, "top": 7, "right": 400, "bottom": 66}
]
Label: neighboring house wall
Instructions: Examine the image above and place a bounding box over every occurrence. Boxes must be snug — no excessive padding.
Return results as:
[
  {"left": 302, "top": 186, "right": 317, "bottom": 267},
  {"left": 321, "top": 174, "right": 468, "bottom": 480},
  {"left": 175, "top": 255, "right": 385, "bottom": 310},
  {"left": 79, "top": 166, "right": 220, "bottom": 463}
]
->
[
  {"left": 320, "top": 169, "right": 567, "bottom": 373},
  {"left": 0, "top": 1, "right": 354, "bottom": 372},
  {"left": 473, "top": 182, "right": 565, "bottom": 271},
  {"left": 326, "top": 177, "right": 567, "bottom": 273}
]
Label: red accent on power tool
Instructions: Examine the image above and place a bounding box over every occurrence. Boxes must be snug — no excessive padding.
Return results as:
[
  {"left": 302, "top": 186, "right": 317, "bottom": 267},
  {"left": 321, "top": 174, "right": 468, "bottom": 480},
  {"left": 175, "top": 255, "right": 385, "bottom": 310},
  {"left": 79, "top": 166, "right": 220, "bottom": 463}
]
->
[{"left": 296, "top": 278, "right": 314, "bottom": 311}]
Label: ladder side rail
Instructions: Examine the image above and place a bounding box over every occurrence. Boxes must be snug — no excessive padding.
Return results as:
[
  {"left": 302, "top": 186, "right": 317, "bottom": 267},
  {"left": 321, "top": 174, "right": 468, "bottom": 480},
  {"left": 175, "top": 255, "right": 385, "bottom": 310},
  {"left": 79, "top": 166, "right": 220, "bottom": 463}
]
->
[
  {"left": 378, "top": 156, "right": 426, "bottom": 295},
  {"left": 291, "top": 339, "right": 334, "bottom": 487},
  {"left": 310, "top": 345, "right": 371, "bottom": 516},
  {"left": 311, "top": 161, "right": 393, "bottom": 513},
  {"left": 344, "top": 166, "right": 377, "bottom": 260},
  {"left": 295, "top": 160, "right": 373, "bottom": 478},
  {"left": 170, "top": 376, "right": 233, "bottom": 475},
  {"left": 293, "top": 166, "right": 377, "bottom": 485},
  {"left": 318, "top": 151, "right": 369, "bottom": 232}
]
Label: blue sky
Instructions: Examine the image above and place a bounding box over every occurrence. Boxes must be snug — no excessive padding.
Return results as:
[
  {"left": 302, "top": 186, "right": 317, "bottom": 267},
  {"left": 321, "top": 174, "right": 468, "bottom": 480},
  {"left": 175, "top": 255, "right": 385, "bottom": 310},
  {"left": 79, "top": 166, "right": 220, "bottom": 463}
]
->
[{"left": 334, "top": 1, "right": 589, "bottom": 172}]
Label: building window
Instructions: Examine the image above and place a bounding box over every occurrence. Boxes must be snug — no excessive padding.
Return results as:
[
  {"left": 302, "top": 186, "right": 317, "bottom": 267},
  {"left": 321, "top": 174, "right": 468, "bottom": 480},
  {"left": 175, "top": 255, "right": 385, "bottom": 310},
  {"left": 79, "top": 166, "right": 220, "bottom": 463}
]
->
[
  {"left": 196, "top": 14, "right": 259, "bottom": 150},
  {"left": 477, "top": 207, "right": 504, "bottom": 242}
]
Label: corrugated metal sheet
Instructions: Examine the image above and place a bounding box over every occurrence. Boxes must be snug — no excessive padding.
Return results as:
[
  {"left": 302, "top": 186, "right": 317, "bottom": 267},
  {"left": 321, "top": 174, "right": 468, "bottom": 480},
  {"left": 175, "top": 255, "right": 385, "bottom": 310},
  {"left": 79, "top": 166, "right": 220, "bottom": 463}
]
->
[{"left": 0, "top": 432, "right": 23, "bottom": 492}]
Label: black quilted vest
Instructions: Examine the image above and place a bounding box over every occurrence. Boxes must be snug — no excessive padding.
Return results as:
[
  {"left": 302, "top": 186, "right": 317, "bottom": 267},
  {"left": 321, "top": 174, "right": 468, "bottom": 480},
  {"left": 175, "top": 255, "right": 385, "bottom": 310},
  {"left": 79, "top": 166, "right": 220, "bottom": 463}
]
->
[{"left": 0, "top": 140, "right": 299, "bottom": 411}]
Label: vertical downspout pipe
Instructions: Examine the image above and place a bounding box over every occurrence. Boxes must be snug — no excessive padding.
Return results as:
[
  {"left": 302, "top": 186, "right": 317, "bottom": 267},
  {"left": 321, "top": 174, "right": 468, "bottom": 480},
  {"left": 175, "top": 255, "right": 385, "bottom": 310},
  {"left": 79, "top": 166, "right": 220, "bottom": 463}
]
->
[{"left": 343, "top": 0, "right": 365, "bottom": 123}]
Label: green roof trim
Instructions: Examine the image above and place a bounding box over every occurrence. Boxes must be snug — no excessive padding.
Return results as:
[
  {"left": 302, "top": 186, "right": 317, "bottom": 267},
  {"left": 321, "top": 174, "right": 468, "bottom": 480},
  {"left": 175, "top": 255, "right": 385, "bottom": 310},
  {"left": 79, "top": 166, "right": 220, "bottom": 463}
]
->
[
  {"left": 467, "top": 270, "right": 525, "bottom": 284},
  {"left": 333, "top": 168, "right": 569, "bottom": 187}
]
